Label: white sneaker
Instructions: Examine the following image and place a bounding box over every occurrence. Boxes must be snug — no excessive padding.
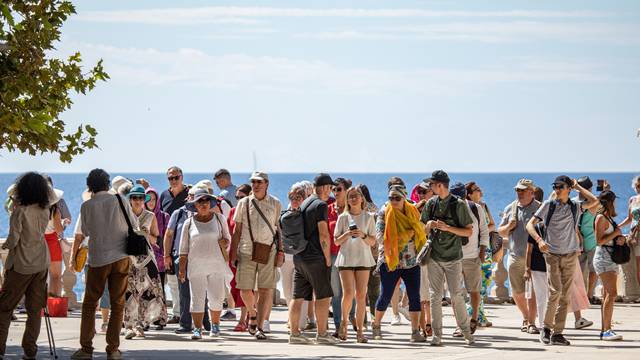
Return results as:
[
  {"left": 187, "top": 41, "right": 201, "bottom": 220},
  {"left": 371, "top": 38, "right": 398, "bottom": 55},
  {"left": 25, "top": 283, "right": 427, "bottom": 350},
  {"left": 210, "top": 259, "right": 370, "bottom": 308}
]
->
[
  {"left": 289, "top": 333, "right": 314, "bottom": 345},
  {"left": 98, "top": 323, "right": 108, "bottom": 335},
  {"left": 124, "top": 329, "right": 136, "bottom": 340},
  {"left": 262, "top": 320, "right": 271, "bottom": 333},
  {"left": 390, "top": 314, "right": 403, "bottom": 326},
  {"left": 463, "top": 332, "right": 475, "bottom": 345},
  {"left": 398, "top": 306, "right": 411, "bottom": 322},
  {"left": 430, "top": 335, "right": 442, "bottom": 346},
  {"left": 575, "top": 318, "right": 594, "bottom": 329},
  {"left": 316, "top": 333, "right": 339, "bottom": 345}
]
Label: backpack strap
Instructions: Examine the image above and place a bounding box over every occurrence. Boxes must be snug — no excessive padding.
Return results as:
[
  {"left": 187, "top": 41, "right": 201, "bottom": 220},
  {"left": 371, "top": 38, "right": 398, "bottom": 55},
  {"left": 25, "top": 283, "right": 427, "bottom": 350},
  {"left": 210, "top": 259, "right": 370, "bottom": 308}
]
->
[
  {"left": 467, "top": 200, "right": 480, "bottom": 225},
  {"left": 544, "top": 201, "right": 557, "bottom": 228},
  {"left": 448, "top": 195, "right": 461, "bottom": 228}
]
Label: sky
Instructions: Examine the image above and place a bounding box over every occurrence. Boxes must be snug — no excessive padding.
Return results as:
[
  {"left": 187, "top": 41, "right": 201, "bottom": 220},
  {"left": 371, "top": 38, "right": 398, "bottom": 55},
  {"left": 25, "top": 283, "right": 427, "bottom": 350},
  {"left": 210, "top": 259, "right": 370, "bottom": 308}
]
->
[{"left": 2, "top": 0, "right": 639, "bottom": 173}]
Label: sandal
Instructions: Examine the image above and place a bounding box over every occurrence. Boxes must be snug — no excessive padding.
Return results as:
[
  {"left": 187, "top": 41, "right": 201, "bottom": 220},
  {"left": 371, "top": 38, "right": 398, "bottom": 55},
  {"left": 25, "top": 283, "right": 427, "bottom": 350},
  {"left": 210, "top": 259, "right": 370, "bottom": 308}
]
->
[
  {"left": 470, "top": 319, "right": 477, "bottom": 334},
  {"left": 248, "top": 315, "right": 258, "bottom": 336},
  {"left": 357, "top": 332, "right": 368, "bottom": 343},
  {"left": 425, "top": 323, "right": 433, "bottom": 337},
  {"left": 527, "top": 324, "right": 540, "bottom": 334},
  {"left": 256, "top": 328, "right": 267, "bottom": 340},
  {"left": 338, "top": 322, "right": 348, "bottom": 341},
  {"left": 452, "top": 327, "right": 463, "bottom": 338},
  {"left": 520, "top": 320, "right": 528, "bottom": 332}
]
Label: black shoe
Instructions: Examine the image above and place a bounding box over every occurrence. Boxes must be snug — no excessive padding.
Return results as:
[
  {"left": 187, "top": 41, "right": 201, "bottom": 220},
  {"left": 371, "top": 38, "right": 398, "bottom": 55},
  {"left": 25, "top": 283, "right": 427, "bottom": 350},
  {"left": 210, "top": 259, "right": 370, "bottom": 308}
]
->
[
  {"left": 551, "top": 334, "right": 570, "bottom": 346},
  {"left": 540, "top": 327, "right": 551, "bottom": 345},
  {"left": 174, "top": 327, "right": 193, "bottom": 334}
]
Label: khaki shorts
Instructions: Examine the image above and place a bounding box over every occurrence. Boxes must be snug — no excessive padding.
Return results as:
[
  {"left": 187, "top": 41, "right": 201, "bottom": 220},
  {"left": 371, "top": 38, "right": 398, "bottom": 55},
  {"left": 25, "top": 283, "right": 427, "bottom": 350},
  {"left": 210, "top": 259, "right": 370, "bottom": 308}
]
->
[
  {"left": 461, "top": 257, "right": 482, "bottom": 292},
  {"left": 508, "top": 254, "right": 527, "bottom": 294},
  {"left": 236, "top": 249, "right": 277, "bottom": 290},
  {"left": 419, "top": 264, "right": 430, "bottom": 302}
]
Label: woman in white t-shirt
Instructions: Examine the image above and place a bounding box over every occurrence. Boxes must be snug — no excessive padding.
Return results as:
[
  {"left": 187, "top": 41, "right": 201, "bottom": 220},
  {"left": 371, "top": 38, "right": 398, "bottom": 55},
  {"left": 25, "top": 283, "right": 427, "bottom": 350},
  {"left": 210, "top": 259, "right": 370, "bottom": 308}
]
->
[
  {"left": 333, "top": 187, "right": 376, "bottom": 343},
  {"left": 179, "top": 189, "right": 233, "bottom": 340}
]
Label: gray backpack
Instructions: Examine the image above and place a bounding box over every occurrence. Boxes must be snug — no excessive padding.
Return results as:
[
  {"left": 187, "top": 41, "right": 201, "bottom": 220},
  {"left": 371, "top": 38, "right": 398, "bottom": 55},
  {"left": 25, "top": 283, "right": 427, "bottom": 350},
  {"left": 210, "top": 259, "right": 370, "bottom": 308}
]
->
[{"left": 279, "top": 198, "right": 317, "bottom": 255}]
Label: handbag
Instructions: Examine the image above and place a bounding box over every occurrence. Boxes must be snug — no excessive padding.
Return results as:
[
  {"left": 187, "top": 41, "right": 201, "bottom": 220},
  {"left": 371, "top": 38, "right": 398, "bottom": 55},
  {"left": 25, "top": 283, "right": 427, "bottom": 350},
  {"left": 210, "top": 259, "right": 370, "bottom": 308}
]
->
[
  {"left": 247, "top": 199, "right": 274, "bottom": 265},
  {"left": 73, "top": 245, "right": 88, "bottom": 272},
  {"left": 416, "top": 240, "right": 432, "bottom": 266},
  {"left": 602, "top": 216, "right": 631, "bottom": 265},
  {"left": 489, "top": 231, "right": 503, "bottom": 254},
  {"left": 115, "top": 194, "right": 149, "bottom": 256}
]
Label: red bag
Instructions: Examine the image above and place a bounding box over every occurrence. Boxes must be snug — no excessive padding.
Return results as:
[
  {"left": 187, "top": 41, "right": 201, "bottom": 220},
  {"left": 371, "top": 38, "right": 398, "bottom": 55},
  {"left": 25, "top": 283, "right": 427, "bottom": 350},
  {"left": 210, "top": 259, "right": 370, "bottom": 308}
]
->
[{"left": 46, "top": 297, "right": 68, "bottom": 317}]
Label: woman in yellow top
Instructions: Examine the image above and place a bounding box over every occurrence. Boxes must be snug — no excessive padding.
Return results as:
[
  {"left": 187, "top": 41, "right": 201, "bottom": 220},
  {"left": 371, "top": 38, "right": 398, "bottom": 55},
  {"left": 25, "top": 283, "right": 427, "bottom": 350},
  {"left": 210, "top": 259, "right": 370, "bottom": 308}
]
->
[{"left": 371, "top": 185, "right": 427, "bottom": 343}]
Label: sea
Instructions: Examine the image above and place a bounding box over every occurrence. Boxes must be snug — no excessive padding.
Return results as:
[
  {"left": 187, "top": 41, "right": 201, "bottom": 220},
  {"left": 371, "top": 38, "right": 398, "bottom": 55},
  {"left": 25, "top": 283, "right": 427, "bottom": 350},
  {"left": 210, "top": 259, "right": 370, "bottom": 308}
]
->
[{"left": 1, "top": 172, "right": 636, "bottom": 300}]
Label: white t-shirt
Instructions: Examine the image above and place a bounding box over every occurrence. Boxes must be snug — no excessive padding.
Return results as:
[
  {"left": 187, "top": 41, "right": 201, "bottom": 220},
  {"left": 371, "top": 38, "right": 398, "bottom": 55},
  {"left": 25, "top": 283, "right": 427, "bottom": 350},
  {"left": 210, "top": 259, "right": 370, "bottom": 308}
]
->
[
  {"left": 333, "top": 211, "right": 376, "bottom": 268},
  {"left": 180, "top": 213, "right": 232, "bottom": 276},
  {"left": 462, "top": 201, "right": 490, "bottom": 259}
]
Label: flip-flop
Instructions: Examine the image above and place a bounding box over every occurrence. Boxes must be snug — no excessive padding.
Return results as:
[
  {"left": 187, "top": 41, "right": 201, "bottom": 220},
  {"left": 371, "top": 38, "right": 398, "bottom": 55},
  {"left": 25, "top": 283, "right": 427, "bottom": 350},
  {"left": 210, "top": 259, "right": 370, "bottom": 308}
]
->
[{"left": 248, "top": 316, "right": 258, "bottom": 336}]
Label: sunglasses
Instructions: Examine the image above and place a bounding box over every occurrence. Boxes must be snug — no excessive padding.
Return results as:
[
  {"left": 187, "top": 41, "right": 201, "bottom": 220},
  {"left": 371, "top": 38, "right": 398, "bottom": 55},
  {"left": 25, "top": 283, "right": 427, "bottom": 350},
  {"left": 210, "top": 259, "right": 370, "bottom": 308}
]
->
[
  {"left": 472, "top": 187, "right": 481, "bottom": 193},
  {"left": 332, "top": 187, "right": 344, "bottom": 193},
  {"left": 167, "top": 175, "right": 181, "bottom": 182},
  {"left": 251, "top": 180, "right": 265, "bottom": 184},
  {"left": 417, "top": 189, "right": 430, "bottom": 195},
  {"left": 130, "top": 195, "right": 145, "bottom": 201},
  {"left": 553, "top": 184, "right": 568, "bottom": 190},
  {"left": 347, "top": 194, "right": 361, "bottom": 200},
  {"left": 289, "top": 195, "right": 303, "bottom": 201},
  {"left": 196, "top": 198, "right": 211, "bottom": 205},
  {"left": 388, "top": 195, "right": 403, "bottom": 202},
  {"left": 515, "top": 189, "right": 526, "bottom": 193}
]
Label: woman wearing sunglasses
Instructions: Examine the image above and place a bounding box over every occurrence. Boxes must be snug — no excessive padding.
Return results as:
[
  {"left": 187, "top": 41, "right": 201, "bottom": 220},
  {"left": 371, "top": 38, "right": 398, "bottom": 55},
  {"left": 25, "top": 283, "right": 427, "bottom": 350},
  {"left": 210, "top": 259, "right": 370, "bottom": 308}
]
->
[
  {"left": 124, "top": 185, "right": 168, "bottom": 340},
  {"left": 179, "top": 189, "right": 233, "bottom": 340},
  {"left": 371, "top": 185, "right": 427, "bottom": 342},
  {"left": 465, "top": 182, "right": 497, "bottom": 328},
  {"left": 593, "top": 191, "right": 625, "bottom": 341},
  {"left": 333, "top": 187, "right": 376, "bottom": 343}
]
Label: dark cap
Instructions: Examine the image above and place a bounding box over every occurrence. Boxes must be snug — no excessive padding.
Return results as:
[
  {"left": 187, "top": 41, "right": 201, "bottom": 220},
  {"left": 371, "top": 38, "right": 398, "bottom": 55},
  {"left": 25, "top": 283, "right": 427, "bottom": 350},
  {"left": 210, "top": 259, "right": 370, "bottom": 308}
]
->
[
  {"left": 314, "top": 173, "right": 336, "bottom": 187},
  {"left": 450, "top": 182, "right": 466, "bottom": 199},
  {"left": 577, "top": 176, "right": 593, "bottom": 190},
  {"left": 425, "top": 170, "right": 450, "bottom": 184},
  {"left": 552, "top": 175, "right": 572, "bottom": 187}
]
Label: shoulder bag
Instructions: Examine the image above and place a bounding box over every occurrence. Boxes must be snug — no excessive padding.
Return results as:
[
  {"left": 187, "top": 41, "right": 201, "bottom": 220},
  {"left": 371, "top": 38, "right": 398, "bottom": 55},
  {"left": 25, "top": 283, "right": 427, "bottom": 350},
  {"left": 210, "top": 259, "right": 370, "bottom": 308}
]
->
[{"left": 115, "top": 194, "right": 149, "bottom": 256}]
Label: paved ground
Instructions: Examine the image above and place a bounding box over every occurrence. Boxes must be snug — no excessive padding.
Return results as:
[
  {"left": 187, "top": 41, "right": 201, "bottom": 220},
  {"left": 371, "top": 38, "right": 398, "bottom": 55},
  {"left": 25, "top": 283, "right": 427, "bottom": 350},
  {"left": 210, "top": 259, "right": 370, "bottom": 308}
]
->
[{"left": 4, "top": 302, "right": 639, "bottom": 359}]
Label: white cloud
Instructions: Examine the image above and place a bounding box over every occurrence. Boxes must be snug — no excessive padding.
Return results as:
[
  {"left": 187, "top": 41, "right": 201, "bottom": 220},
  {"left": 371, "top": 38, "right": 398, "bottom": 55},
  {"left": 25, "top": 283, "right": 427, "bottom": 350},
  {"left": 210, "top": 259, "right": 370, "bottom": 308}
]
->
[
  {"left": 296, "top": 21, "right": 640, "bottom": 44},
  {"left": 74, "top": 7, "right": 611, "bottom": 25},
  {"left": 57, "top": 43, "right": 637, "bottom": 97}
]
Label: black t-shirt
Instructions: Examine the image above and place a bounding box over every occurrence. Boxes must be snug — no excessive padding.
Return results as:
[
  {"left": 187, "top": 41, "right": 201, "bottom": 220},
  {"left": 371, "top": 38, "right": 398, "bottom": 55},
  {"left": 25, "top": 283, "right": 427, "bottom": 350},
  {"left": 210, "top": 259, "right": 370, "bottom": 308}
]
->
[
  {"left": 527, "top": 235, "right": 547, "bottom": 272},
  {"left": 160, "top": 186, "right": 189, "bottom": 216},
  {"left": 295, "top": 195, "right": 328, "bottom": 263}
]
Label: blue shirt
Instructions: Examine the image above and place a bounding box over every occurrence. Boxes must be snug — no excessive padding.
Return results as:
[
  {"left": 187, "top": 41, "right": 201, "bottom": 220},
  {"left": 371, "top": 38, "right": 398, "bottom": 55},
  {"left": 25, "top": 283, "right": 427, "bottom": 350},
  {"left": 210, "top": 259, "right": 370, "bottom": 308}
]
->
[
  {"left": 219, "top": 184, "right": 238, "bottom": 207},
  {"left": 167, "top": 205, "right": 191, "bottom": 256}
]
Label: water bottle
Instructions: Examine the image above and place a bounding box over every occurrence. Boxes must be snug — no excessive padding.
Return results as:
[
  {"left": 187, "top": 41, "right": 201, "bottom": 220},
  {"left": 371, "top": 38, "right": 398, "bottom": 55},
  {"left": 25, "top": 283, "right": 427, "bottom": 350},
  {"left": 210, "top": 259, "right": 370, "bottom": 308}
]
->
[{"left": 525, "top": 279, "right": 533, "bottom": 299}]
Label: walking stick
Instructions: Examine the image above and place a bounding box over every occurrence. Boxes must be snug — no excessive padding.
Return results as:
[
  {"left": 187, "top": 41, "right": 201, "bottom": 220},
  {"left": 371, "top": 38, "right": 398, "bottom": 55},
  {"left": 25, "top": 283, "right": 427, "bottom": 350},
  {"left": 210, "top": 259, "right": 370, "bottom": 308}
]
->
[{"left": 43, "top": 306, "right": 58, "bottom": 359}]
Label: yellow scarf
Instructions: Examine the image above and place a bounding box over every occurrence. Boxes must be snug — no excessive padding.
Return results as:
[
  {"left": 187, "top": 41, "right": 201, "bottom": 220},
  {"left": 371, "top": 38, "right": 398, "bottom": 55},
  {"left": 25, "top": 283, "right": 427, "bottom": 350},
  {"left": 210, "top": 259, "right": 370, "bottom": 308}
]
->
[{"left": 384, "top": 201, "right": 427, "bottom": 271}]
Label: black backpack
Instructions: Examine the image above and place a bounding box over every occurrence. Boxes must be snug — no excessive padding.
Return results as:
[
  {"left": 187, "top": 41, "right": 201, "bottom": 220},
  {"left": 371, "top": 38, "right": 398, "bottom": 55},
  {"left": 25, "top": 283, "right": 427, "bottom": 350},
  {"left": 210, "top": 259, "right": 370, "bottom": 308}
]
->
[
  {"left": 540, "top": 199, "right": 578, "bottom": 240},
  {"left": 602, "top": 216, "right": 631, "bottom": 265},
  {"left": 426, "top": 195, "right": 469, "bottom": 246},
  {"left": 279, "top": 197, "right": 317, "bottom": 255}
]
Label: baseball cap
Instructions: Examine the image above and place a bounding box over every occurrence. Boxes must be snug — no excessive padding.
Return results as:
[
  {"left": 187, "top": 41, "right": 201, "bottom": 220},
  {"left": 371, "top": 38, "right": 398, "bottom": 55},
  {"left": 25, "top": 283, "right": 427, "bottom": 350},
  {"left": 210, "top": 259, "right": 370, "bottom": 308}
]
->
[
  {"left": 514, "top": 178, "right": 535, "bottom": 190},
  {"left": 314, "top": 173, "right": 336, "bottom": 187},
  {"left": 250, "top": 171, "right": 269, "bottom": 182},
  {"left": 552, "top": 175, "right": 573, "bottom": 187},
  {"left": 425, "top": 170, "right": 450, "bottom": 184}
]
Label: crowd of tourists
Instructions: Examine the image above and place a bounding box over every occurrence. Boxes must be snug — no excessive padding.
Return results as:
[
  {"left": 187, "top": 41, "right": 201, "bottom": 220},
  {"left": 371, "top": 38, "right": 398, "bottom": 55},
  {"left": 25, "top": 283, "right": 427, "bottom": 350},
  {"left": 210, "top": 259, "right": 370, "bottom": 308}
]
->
[{"left": 1, "top": 167, "right": 639, "bottom": 359}]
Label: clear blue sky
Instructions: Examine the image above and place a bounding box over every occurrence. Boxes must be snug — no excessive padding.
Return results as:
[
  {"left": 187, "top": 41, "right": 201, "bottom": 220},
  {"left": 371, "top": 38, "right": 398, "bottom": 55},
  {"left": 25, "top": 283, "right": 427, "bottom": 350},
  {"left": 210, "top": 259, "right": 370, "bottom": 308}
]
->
[{"left": 2, "top": 0, "right": 639, "bottom": 173}]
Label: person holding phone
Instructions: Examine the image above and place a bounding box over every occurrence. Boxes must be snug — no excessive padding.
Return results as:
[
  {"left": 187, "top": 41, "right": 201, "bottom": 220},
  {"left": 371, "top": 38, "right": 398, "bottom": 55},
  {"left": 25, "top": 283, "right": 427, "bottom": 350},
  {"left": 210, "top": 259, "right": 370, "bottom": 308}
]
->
[{"left": 333, "top": 187, "right": 376, "bottom": 343}]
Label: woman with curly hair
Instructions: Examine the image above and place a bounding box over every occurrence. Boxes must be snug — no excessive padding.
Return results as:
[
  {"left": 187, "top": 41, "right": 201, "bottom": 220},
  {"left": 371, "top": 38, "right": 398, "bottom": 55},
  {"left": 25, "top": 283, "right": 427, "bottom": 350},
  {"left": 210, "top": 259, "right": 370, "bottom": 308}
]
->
[{"left": 0, "top": 172, "right": 53, "bottom": 360}]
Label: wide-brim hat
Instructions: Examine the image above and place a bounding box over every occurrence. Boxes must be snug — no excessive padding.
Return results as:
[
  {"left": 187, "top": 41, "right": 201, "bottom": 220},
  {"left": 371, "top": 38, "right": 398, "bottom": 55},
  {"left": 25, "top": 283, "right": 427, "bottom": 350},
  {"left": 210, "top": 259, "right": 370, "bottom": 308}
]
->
[
  {"left": 110, "top": 175, "right": 132, "bottom": 195},
  {"left": 49, "top": 188, "right": 64, "bottom": 206},
  {"left": 186, "top": 189, "right": 217, "bottom": 212}
]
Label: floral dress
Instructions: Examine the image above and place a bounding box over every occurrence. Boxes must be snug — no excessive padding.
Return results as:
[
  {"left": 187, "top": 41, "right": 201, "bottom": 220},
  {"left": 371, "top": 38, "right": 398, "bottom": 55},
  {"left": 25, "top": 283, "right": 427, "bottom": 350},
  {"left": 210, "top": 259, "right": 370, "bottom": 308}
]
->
[{"left": 124, "top": 210, "right": 168, "bottom": 329}]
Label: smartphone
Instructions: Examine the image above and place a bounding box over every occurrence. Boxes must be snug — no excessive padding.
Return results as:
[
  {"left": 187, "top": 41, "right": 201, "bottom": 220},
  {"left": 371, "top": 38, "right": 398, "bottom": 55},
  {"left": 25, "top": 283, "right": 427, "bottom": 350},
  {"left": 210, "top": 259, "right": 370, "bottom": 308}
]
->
[
  {"left": 349, "top": 223, "right": 358, "bottom": 231},
  {"left": 596, "top": 179, "right": 605, "bottom": 192}
]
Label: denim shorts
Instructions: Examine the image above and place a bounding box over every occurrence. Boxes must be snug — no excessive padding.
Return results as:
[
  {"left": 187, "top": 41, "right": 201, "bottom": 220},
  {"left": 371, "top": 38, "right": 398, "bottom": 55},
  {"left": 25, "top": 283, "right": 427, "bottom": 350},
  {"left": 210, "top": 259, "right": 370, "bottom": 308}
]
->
[{"left": 593, "top": 246, "right": 618, "bottom": 275}]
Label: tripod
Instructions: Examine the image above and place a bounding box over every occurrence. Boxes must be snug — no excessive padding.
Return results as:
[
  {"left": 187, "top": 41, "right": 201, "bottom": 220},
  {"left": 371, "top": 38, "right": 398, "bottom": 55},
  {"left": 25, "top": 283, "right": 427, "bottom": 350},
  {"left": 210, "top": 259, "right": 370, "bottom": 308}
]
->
[{"left": 42, "top": 306, "right": 58, "bottom": 359}]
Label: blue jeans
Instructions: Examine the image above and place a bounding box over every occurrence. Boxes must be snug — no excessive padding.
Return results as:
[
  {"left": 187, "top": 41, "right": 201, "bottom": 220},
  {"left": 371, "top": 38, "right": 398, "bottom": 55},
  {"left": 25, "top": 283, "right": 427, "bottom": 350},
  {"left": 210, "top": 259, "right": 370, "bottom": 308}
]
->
[
  {"left": 175, "top": 258, "right": 210, "bottom": 330},
  {"left": 330, "top": 254, "right": 355, "bottom": 329},
  {"left": 376, "top": 263, "right": 421, "bottom": 312}
]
